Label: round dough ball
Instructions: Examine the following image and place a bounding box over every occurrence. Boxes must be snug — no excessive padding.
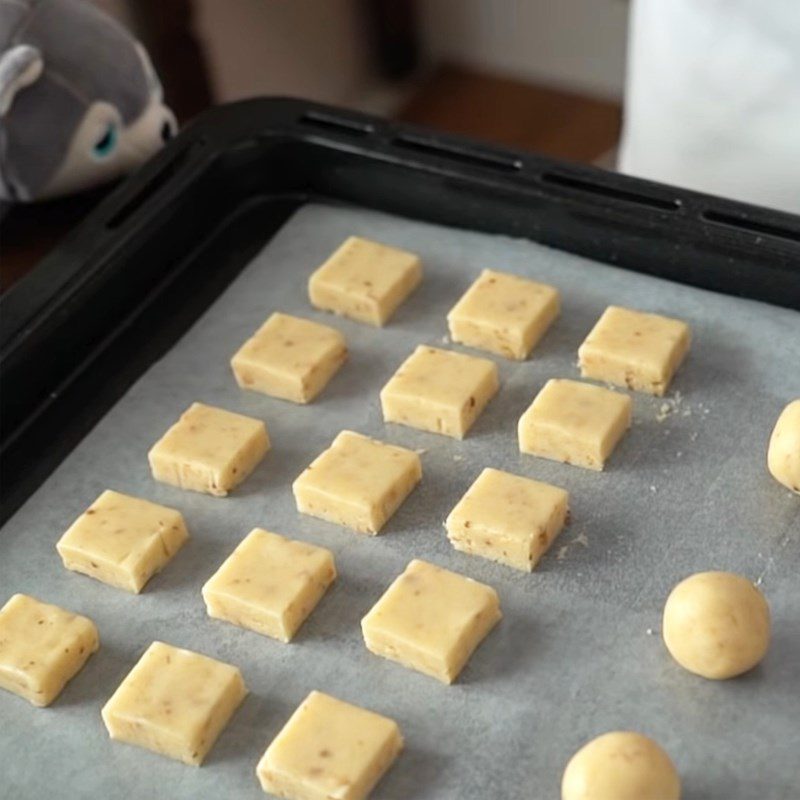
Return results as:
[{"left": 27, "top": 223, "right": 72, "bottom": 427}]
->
[
  {"left": 561, "top": 731, "right": 680, "bottom": 800},
  {"left": 663, "top": 571, "right": 770, "bottom": 679},
  {"left": 767, "top": 399, "right": 800, "bottom": 494}
]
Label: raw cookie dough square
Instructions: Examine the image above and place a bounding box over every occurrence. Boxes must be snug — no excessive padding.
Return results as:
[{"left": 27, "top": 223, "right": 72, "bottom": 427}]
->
[
  {"left": 447, "top": 269, "right": 560, "bottom": 359},
  {"left": 56, "top": 490, "right": 188, "bottom": 593},
  {"left": 292, "top": 430, "right": 421, "bottom": 534},
  {"left": 256, "top": 690, "right": 403, "bottom": 800},
  {"left": 361, "top": 559, "right": 501, "bottom": 684},
  {"left": 380, "top": 345, "right": 499, "bottom": 439},
  {"left": 231, "top": 312, "right": 347, "bottom": 403},
  {"left": 578, "top": 305, "right": 691, "bottom": 395},
  {"left": 202, "top": 529, "right": 336, "bottom": 642},
  {"left": 768, "top": 399, "right": 800, "bottom": 494},
  {"left": 445, "top": 467, "right": 569, "bottom": 571},
  {"left": 148, "top": 402, "right": 269, "bottom": 496},
  {"left": 0, "top": 594, "right": 98, "bottom": 707},
  {"left": 309, "top": 236, "right": 422, "bottom": 326},
  {"left": 101, "top": 641, "right": 246, "bottom": 766},
  {"left": 518, "top": 378, "right": 632, "bottom": 471}
]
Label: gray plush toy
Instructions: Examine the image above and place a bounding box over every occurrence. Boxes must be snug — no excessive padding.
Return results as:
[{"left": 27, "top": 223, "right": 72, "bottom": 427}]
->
[{"left": 0, "top": 0, "right": 175, "bottom": 202}]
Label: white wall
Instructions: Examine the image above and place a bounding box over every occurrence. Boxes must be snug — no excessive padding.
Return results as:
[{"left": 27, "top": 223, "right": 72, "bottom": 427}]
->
[
  {"left": 419, "top": 0, "right": 629, "bottom": 99},
  {"left": 187, "top": 0, "right": 629, "bottom": 111},
  {"left": 193, "top": 0, "right": 375, "bottom": 106}
]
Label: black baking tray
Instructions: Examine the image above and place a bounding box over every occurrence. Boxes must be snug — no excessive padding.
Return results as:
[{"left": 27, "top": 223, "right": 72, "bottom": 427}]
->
[{"left": 1, "top": 96, "right": 799, "bottom": 525}]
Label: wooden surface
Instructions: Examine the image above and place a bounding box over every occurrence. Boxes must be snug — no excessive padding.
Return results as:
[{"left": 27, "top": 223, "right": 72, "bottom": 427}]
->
[
  {"left": 397, "top": 64, "right": 621, "bottom": 163},
  {"left": 0, "top": 190, "right": 111, "bottom": 293}
]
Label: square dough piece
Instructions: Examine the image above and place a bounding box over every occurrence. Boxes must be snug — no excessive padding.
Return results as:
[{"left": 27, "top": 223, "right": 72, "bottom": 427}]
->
[
  {"left": 56, "top": 490, "right": 188, "bottom": 593},
  {"left": 148, "top": 402, "right": 270, "bottom": 496},
  {"left": 361, "top": 559, "right": 501, "bottom": 684},
  {"left": 231, "top": 312, "right": 347, "bottom": 403},
  {"left": 578, "top": 305, "right": 691, "bottom": 396},
  {"left": 256, "top": 690, "right": 403, "bottom": 800},
  {"left": 447, "top": 269, "right": 560, "bottom": 359},
  {"left": 380, "top": 345, "right": 499, "bottom": 439},
  {"left": 518, "top": 378, "right": 632, "bottom": 471},
  {"left": 202, "top": 529, "right": 336, "bottom": 642},
  {"left": 0, "top": 594, "right": 98, "bottom": 707},
  {"left": 309, "top": 236, "right": 422, "bottom": 326},
  {"left": 768, "top": 399, "right": 800, "bottom": 494},
  {"left": 292, "top": 430, "right": 421, "bottom": 534},
  {"left": 445, "top": 467, "right": 569, "bottom": 571},
  {"left": 101, "top": 641, "right": 246, "bottom": 766}
]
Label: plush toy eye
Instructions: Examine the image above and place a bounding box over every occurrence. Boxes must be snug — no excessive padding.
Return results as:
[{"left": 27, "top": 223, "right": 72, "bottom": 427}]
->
[{"left": 92, "top": 123, "right": 118, "bottom": 158}]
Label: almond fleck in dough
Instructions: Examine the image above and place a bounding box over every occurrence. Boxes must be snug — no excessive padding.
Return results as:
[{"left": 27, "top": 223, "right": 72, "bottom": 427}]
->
[
  {"left": 231, "top": 312, "right": 347, "bottom": 403},
  {"left": 101, "top": 641, "right": 246, "bottom": 765},
  {"left": 380, "top": 345, "right": 499, "bottom": 439},
  {"left": 292, "top": 430, "right": 421, "bottom": 534},
  {"left": 0, "top": 594, "right": 99, "bottom": 707},
  {"left": 767, "top": 399, "right": 800, "bottom": 494},
  {"left": 361, "top": 559, "right": 501, "bottom": 684},
  {"left": 202, "top": 529, "right": 336, "bottom": 642},
  {"left": 562, "top": 731, "right": 681, "bottom": 800},
  {"left": 256, "top": 690, "right": 403, "bottom": 800},
  {"left": 309, "top": 235, "right": 422, "bottom": 326},
  {"left": 662, "top": 571, "right": 771, "bottom": 680},
  {"left": 148, "top": 402, "right": 269, "bottom": 496},
  {"left": 447, "top": 268, "right": 560, "bottom": 359},
  {"left": 56, "top": 490, "right": 188, "bottom": 593},
  {"left": 578, "top": 305, "right": 691, "bottom": 396},
  {"left": 445, "top": 467, "right": 569, "bottom": 571},
  {"left": 518, "top": 378, "right": 632, "bottom": 470}
]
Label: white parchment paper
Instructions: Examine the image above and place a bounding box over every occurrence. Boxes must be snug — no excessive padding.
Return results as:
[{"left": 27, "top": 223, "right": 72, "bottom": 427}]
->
[{"left": 1, "top": 204, "right": 799, "bottom": 799}]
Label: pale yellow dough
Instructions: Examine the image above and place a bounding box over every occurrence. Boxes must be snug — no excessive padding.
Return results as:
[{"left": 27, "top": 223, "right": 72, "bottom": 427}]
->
[
  {"left": 101, "top": 641, "right": 246, "bottom": 765},
  {"left": 202, "top": 529, "right": 336, "bottom": 642},
  {"left": 767, "top": 399, "right": 800, "bottom": 494},
  {"left": 445, "top": 467, "right": 569, "bottom": 571},
  {"left": 562, "top": 731, "right": 681, "bottom": 800},
  {"left": 231, "top": 312, "right": 347, "bottom": 403},
  {"left": 256, "top": 690, "right": 403, "bottom": 800},
  {"left": 578, "top": 305, "right": 691, "bottom": 396},
  {"left": 148, "top": 402, "right": 269, "bottom": 496},
  {"left": 0, "top": 594, "right": 99, "bottom": 707},
  {"left": 518, "top": 378, "right": 632, "bottom": 470},
  {"left": 292, "top": 430, "right": 421, "bottom": 534},
  {"left": 309, "top": 236, "right": 422, "bottom": 326},
  {"left": 56, "top": 489, "right": 188, "bottom": 593},
  {"left": 361, "top": 558, "right": 501, "bottom": 684},
  {"left": 380, "top": 345, "right": 499, "bottom": 439},
  {"left": 662, "top": 571, "right": 770, "bottom": 680},
  {"left": 447, "top": 268, "right": 560, "bottom": 359}
]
